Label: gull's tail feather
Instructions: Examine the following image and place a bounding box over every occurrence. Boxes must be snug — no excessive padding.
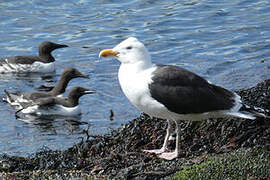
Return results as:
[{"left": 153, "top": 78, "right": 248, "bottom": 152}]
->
[
  {"left": 226, "top": 111, "right": 256, "bottom": 120},
  {"left": 239, "top": 104, "right": 269, "bottom": 119}
]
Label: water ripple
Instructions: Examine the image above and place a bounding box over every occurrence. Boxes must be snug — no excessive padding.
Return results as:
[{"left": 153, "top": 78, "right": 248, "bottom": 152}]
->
[{"left": 0, "top": 0, "right": 269, "bottom": 156}]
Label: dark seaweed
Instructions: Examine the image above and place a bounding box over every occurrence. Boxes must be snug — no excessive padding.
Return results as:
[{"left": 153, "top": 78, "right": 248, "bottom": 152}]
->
[{"left": 0, "top": 80, "right": 269, "bottom": 179}]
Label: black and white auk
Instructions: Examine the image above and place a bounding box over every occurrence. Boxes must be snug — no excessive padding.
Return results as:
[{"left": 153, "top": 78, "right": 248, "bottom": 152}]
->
[
  {"left": 16, "top": 86, "right": 95, "bottom": 116},
  {"left": 5, "top": 67, "right": 88, "bottom": 108},
  {"left": 0, "top": 41, "right": 68, "bottom": 73}
]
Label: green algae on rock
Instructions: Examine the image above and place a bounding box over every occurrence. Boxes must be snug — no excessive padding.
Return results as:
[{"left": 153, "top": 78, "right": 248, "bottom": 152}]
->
[{"left": 172, "top": 147, "right": 270, "bottom": 180}]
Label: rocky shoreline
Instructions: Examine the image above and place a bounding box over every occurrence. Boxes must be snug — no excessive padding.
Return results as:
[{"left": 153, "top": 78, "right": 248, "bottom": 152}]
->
[{"left": 0, "top": 80, "right": 269, "bottom": 179}]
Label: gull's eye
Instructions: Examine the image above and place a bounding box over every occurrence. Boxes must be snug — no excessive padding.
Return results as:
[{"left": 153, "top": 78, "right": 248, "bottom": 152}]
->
[{"left": 126, "top": 46, "right": 132, "bottom": 50}]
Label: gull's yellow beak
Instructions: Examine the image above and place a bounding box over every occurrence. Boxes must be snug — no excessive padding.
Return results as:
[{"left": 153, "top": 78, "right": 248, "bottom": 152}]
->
[{"left": 99, "top": 49, "right": 119, "bottom": 58}]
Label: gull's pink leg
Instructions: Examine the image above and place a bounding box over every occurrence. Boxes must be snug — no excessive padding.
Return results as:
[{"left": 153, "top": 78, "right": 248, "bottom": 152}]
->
[
  {"left": 158, "top": 120, "right": 180, "bottom": 160},
  {"left": 143, "top": 119, "right": 173, "bottom": 154}
]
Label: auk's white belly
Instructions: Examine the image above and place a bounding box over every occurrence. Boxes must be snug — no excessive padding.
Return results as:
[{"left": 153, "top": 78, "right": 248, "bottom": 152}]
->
[
  {"left": 0, "top": 60, "right": 55, "bottom": 73},
  {"left": 22, "top": 105, "right": 82, "bottom": 116}
]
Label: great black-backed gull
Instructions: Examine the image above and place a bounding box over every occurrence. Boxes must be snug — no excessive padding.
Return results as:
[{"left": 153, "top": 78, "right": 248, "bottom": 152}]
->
[
  {"left": 5, "top": 67, "right": 88, "bottom": 108},
  {"left": 0, "top": 41, "right": 68, "bottom": 73},
  {"left": 16, "top": 86, "right": 95, "bottom": 116},
  {"left": 99, "top": 37, "right": 266, "bottom": 160}
]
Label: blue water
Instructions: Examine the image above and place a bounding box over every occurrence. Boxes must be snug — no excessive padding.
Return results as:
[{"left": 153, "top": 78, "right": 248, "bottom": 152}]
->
[{"left": 0, "top": 0, "right": 269, "bottom": 156}]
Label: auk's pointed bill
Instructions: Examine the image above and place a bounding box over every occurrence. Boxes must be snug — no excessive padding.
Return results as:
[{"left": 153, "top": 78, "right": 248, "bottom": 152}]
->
[
  {"left": 54, "top": 43, "right": 69, "bottom": 49},
  {"left": 83, "top": 89, "right": 96, "bottom": 94},
  {"left": 77, "top": 72, "right": 90, "bottom": 79},
  {"left": 99, "top": 49, "right": 119, "bottom": 58},
  {"left": 81, "top": 74, "right": 90, "bottom": 79}
]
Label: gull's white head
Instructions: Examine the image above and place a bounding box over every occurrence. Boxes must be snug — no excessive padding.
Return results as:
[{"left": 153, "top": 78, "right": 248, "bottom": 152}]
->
[{"left": 99, "top": 37, "right": 151, "bottom": 65}]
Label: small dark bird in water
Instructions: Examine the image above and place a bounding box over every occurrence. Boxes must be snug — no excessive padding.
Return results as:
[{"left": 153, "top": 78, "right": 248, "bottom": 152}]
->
[
  {"left": 0, "top": 41, "right": 68, "bottom": 73},
  {"left": 5, "top": 67, "right": 88, "bottom": 107},
  {"left": 16, "top": 86, "right": 95, "bottom": 116}
]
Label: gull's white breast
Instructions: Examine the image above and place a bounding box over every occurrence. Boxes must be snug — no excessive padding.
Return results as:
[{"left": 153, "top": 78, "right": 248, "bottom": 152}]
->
[{"left": 118, "top": 64, "right": 169, "bottom": 118}]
